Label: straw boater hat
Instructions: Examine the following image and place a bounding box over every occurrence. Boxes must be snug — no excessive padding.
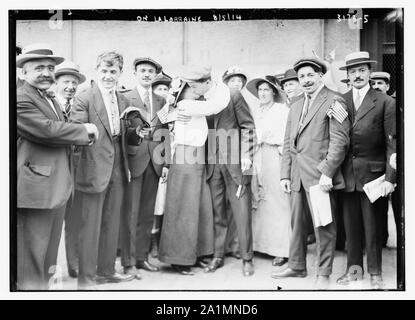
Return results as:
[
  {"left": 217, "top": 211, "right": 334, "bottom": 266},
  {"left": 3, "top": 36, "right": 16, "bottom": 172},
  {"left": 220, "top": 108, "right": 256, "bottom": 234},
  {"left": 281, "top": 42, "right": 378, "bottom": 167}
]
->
[
  {"left": 133, "top": 57, "right": 163, "bottom": 74},
  {"left": 246, "top": 77, "right": 286, "bottom": 104},
  {"left": 16, "top": 43, "right": 65, "bottom": 68},
  {"left": 293, "top": 57, "right": 327, "bottom": 74},
  {"left": 339, "top": 51, "right": 377, "bottom": 70},
  {"left": 280, "top": 69, "right": 299, "bottom": 85},
  {"left": 370, "top": 71, "right": 391, "bottom": 83},
  {"left": 222, "top": 66, "right": 248, "bottom": 88},
  {"left": 55, "top": 61, "right": 86, "bottom": 84}
]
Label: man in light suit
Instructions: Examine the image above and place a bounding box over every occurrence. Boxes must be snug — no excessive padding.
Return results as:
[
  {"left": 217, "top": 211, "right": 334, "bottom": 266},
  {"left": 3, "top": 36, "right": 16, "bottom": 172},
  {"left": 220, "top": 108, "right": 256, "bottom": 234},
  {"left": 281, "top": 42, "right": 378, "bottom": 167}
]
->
[
  {"left": 54, "top": 61, "right": 86, "bottom": 278},
  {"left": 180, "top": 66, "right": 257, "bottom": 276},
  {"left": 71, "top": 51, "right": 136, "bottom": 289},
  {"left": 336, "top": 52, "right": 396, "bottom": 289},
  {"left": 120, "top": 57, "right": 170, "bottom": 277},
  {"left": 272, "top": 58, "right": 350, "bottom": 289},
  {"left": 16, "top": 43, "right": 98, "bottom": 290}
]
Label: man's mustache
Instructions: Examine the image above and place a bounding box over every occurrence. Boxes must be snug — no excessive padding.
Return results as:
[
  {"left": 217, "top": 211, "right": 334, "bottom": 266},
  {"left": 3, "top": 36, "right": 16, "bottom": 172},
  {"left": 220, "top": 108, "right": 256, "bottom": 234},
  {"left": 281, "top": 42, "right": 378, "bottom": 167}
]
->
[
  {"left": 354, "top": 78, "right": 363, "bottom": 82},
  {"left": 36, "top": 77, "right": 54, "bottom": 83},
  {"left": 302, "top": 82, "right": 314, "bottom": 88}
]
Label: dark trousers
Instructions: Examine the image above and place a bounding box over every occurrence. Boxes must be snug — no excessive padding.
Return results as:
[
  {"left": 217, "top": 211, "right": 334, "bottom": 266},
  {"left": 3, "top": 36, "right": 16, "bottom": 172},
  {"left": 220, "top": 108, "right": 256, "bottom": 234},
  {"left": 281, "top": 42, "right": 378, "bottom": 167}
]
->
[
  {"left": 120, "top": 162, "right": 159, "bottom": 267},
  {"left": 17, "top": 206, "right": 65, "bottom": 290},
  {"left": 342, "top": 191, "right": 386, "bottom": 275},
  {"left": 77, "top": 140, "right": 126, "bottom": 287},
  {"left": 288, "top": 185, "right": 337, "bottom": 276},
  {"left": 209, "top": 164, "right": 253, "bottom": 261},
  {"left": 64, "top": 190, "right": 82, "bottom": 273},
  {"left": 392, "top": 190, "right": 401, "bottom": 242},
  {"left": 379, "top": 198, "right": 389, "bottom": 247}
]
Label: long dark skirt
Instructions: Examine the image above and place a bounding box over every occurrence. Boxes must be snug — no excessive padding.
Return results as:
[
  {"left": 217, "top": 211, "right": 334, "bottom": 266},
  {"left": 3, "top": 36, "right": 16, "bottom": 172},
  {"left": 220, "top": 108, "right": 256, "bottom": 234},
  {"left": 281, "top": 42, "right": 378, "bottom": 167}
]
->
[{"left": 159, "top": 144, "right": 214, "bottom": 266}]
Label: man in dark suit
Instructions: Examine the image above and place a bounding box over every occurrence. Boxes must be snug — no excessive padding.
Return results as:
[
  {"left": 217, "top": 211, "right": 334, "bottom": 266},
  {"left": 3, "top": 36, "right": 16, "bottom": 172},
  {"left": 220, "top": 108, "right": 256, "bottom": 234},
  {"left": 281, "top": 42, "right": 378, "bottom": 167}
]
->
[
  {"left": 271, "top": 58, "right": 350, "bottom": 289},
  {"left": 54, "top": 61, "right": 87, "bottom": 278},
  {"left": 179, "top": 66, "right": 256, "bottom": 276},
  {"left": 120, "top": 57, "right": 170, "bottom": 277},
  {"left": 71, "top": 51, "right": 136, "bottom": 289},
  {"left": 336, "top": 52, "right": 396, "bottom": 289},
  {"left": 16, "top": 43, "right": 98, "bottom": 290}
]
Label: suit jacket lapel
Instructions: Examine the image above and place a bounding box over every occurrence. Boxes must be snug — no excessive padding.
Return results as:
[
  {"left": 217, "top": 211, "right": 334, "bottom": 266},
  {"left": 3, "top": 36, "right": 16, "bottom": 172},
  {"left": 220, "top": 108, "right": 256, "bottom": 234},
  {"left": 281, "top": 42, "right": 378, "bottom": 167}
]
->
[
  {"left": 299, "top": 87, "right": 327, "bottom": 135},
  {"left": 92, "top": 84, "right": 113, "bottom": 138},
  {"left": 353, "top": 88, "right": 377, "bottom": 127},
  {"left": 294, "top": 95, "right": 305, "bottom": 135},
  {"left": 24, "top": 83, "right": 60, "bottom": 121}
]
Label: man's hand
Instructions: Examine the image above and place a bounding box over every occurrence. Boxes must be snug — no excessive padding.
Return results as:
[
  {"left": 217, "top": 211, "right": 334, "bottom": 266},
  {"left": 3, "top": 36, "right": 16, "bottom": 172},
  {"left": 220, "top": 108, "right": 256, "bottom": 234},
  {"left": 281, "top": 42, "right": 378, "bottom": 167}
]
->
[
  {"left": 319, "top": 174, "right": 333, "bottom": 193},
  {"left": 380, "top": 181, "right": 395, "bottom": 197},
  {"left": 84, "top": 123, "right": 99, "bottom": 144},
  {"left": 137, "top": 127, "right": 151, "bottom": 139},
  {"left": 390, "top": 153, "right": 397, "bottom": 170},
  {"left": 161, "top": 167, "right": 169, "bottom": 183},
  {"left": 280, "top": 179, "right": 291, "bottom": 194},
  {"left": 241, "top": 158, "right": 252, "bottom": 172}
]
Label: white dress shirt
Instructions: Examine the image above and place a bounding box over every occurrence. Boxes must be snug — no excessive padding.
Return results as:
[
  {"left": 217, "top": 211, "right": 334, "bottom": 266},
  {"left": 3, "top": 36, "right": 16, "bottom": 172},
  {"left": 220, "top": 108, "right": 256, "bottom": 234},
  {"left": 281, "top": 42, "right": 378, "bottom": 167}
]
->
[
  {"left": 97, "top": 82, "right": 120, "bottom": 136},
  {"left": 137, "top": 85, "right": 154, "bottom": 122},
  {"left": 173, "top": 82, "right": 231, "bottom": 147},
  {"left": 352, "top": 83, "right": 371, "bottom": 111}
]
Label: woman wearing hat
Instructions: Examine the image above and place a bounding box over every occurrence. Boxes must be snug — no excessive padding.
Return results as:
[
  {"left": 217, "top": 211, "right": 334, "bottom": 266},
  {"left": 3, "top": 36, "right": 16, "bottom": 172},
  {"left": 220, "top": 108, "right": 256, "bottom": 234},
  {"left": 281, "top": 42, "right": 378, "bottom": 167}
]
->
[
  {"left": 222, "top": 66, "right": 248, "bottom": 91},
  {"left": 246, "top": 77, "right": 291, "bottom": 267}
]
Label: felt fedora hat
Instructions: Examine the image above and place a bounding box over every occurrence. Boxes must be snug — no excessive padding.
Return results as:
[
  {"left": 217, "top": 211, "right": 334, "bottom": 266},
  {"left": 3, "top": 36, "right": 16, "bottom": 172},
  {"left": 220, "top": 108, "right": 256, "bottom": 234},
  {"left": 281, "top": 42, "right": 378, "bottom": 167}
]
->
[
  {"left": 246, "top": 77, "right": 286, "bottom": 104},
  {"left": 280, "top": 68, "right": 298, "bottom": 85},
  {"left": 133, "top": 57, "right": 163, "bottom": 73},
  {"left": 55, "top": 61, "right": 86, "bottom": 84},
  {"left": 16, "top": 43, "right": 65, "bottom": 68},
  {"left": 339, "top": 51, "right": 377, "bottom": 70},
  {"left": 293, "top": 57, "right": 327, "bottom": 74},
  {"left": 222, "top": 66, "right": 248, "bottom": 87}
]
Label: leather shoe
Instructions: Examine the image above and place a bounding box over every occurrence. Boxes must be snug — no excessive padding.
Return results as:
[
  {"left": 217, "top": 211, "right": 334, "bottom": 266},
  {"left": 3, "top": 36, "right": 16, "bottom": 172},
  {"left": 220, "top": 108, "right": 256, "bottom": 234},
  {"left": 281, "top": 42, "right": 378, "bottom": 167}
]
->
[
  {"left": 96, "top": 272, "right": 134, "bottom": 284},
  {"left": 204, "top": 257, "right": 224, "bottom": 273},
  {"left": 271, "top": 268, "right": 307, "bottom": 279},
  {"left": 124, "top": 266, "right": 142, "bottom": 280},
  {"left": 194, "top": 258, "right": 209, "bottom": 269},
  {"left": 68, "top": 268, "right": 78, "bottom": 278},
  {"left": 370, "top": 275, "right": 384, "bottom": 290},
  {"left": 136, "top": 260, "right": 160, "bottom": 272},
  {"left": 315, "top": 275, "right": 330, "bottom": 290},
  {"left": 226, "top": 251, "right": 241, "bottom": 259},
  {"left": 272, "top": 257, "right": 288, "bottom": 267},
  {"left": 172, "top": 265, "right": 194, "bottom": 276},
  {"left": 336, "top": 272, "right": 363, "bottom": 285},
  {"left": 242, "top": 260, "right": 254, "bottom": 277}
]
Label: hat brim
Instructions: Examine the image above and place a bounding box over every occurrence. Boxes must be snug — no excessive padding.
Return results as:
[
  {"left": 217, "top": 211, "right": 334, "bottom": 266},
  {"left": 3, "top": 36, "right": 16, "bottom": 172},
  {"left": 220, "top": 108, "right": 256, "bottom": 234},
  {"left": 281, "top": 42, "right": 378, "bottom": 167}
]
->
[
  {"left": 223, "top": 73, "right": 248, "bottom": 87},
  {"left": 16, "top": 54, "right": 65, "bottom": 68},
  {"left": 246, "top": 78, "right": 287, "bottom": 104},
  {"left": 55, "top": 70, "right": 86, "bottom": 84},
  {"left": 280, "top": 76, "right": 299, "bottom": 85},
  {"left": 339, "top": 60, "right": 377, "bottom": 70},
  {"left": 152, "top": 80, "right": 171, "bottom": 88}
]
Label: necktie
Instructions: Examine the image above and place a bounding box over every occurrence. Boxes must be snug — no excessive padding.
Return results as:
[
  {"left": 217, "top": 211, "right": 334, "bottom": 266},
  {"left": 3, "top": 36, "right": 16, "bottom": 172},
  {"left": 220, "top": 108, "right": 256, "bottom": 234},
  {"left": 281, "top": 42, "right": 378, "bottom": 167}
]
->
[
  {"left": 109, "top": 89, "right": 120, "bottom": 136},
  {"left": 354, "top": 90, "right": 361, "bottom": 111},
  {"left": 299, "top": 94, "right": 311, "bottom": 127},
  {"left": 65, "top": 98, "right": 71, "bottom": 115},
  {"left": 143, "top": 89, "right": 151, "bottom": 113}
]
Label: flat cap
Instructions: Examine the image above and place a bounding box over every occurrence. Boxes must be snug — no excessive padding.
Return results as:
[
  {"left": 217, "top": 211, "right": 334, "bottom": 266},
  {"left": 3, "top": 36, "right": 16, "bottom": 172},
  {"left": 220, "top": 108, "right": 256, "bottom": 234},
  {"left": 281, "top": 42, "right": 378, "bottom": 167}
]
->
[
  {"left": 133, "top": 57, "right": 162, "bottom": 73},
  {"left": 180, "top": 65, "right": 212, "bottom": 82},
  {"left": 293, "top": 57, "right": 327, "bottom": 74}
]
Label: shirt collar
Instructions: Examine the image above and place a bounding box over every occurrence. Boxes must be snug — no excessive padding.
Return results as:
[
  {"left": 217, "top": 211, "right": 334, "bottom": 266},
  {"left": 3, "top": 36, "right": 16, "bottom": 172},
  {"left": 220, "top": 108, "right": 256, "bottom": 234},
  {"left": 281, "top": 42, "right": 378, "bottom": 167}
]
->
[
  {"left": 353, "top": 83, "right": 371, "bottom": 98},
  {"left": 56, "top": 93, "right": 72, "bottom": 106},
  {"left": 136, "top": 85, "right": 152, "bottom": 99},
  {"left": 97, "top": 81, "right": 116, "bottom": 96}
]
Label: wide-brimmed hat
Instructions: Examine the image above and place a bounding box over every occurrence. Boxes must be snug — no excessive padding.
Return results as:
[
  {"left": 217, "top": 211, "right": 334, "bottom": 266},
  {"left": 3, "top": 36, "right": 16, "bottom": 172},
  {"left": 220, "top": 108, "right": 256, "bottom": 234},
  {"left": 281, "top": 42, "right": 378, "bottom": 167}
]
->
[
  {"left": 55, "top": 61, "right": 86, "bottom": 84},
  {"left": 339, "top": 51, "right": 377, "bottom": 70},
  {"left": 222, "top": 66, "right": 248, "bottom": 87},
  {"left": 152, "top": 73, "right": 172, "bottom": 88},
  {"left": 293, "top": 57, "right": 327, "bottom": 74},
  {"left": 246, "top": 77, "right": 286, "bottom": 104},
  {"left": 16, "top": 43, "right": 65, "bottom": 68},
  {"left": 370, "top": 71, "right": 391, "bottom": 82},
  {"left": 133, "top": 57, "right": 163, "bottom": 73},
  {"left": 280, "top": 69, "right": 298, "bottom": 85},
  {"left": 180, "top": 65, "right": 212, "bottom": 83}
]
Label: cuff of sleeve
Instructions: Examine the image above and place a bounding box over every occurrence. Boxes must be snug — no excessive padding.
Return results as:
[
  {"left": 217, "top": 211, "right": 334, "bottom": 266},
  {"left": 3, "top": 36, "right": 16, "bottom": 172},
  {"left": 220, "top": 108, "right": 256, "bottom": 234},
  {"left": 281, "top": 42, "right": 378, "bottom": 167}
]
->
[{"left": 317, "top": 160, "right": 335, "bottom": 178}]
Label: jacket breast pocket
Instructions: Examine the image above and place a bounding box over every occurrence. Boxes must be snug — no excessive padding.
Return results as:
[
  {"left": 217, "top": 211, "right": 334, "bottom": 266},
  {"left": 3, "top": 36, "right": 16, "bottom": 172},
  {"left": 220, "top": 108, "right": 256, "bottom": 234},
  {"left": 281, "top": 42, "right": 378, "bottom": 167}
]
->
[
  {"left": 27, "top": 164, "right": 52, "bottom": 176},
  {"left": 368, "top": 161, "right": 386, "bottom": 173}
]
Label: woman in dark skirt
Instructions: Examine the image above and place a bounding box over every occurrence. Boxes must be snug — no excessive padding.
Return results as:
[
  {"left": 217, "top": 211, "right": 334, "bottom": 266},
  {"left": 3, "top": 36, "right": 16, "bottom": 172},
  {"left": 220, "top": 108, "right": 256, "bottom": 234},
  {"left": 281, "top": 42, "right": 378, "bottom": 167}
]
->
[{"left": 158, "top": 81, "right": 215, "bottom": 275}]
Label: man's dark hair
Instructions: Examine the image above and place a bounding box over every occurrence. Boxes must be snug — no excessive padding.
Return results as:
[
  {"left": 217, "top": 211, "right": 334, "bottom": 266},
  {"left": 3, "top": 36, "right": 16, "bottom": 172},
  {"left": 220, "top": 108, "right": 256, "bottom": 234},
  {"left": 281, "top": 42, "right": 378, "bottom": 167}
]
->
[{"left": 16, "top": 44, "right": 22, "bottom": 56}]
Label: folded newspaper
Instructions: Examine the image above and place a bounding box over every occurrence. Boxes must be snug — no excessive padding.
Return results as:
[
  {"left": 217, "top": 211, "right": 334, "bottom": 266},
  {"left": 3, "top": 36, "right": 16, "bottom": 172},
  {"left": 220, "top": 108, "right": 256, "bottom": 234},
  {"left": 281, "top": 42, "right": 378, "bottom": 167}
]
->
[
  {"left": 309, "top": 185, "right": 333, "bottom": 227},
  {"left": 363, "top": 174, "right": 385, "bottom": 203}
]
